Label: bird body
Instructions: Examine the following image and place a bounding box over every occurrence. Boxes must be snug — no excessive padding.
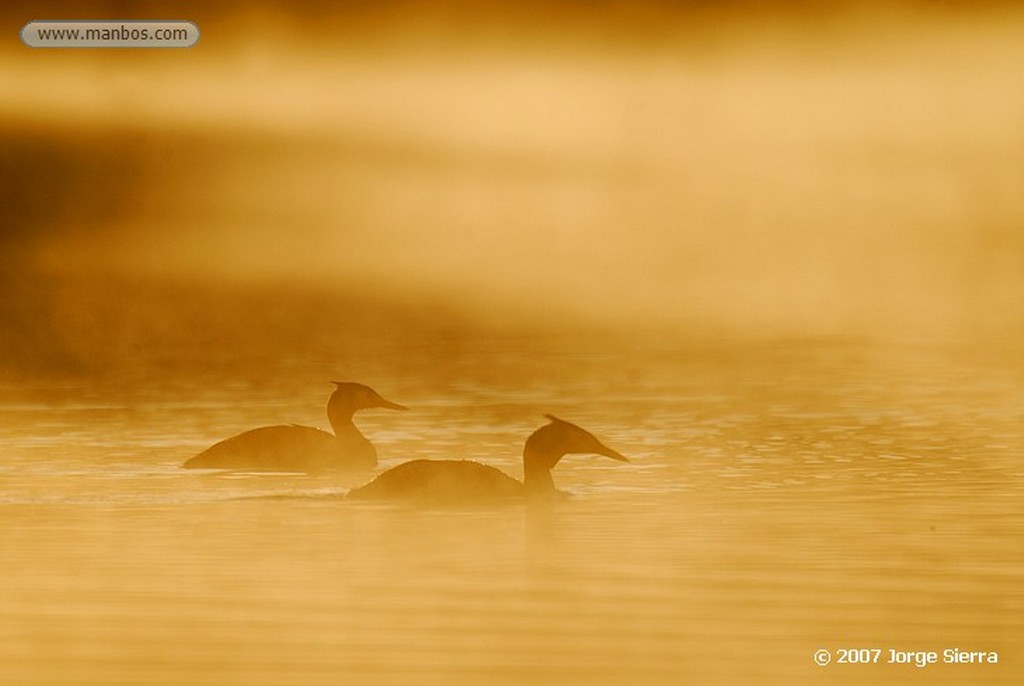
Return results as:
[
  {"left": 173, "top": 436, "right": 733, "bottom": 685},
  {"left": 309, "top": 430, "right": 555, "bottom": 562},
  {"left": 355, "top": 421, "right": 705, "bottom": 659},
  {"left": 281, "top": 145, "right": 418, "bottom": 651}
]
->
[
  {"left": 347, "top": 459, "right": 524, "bottom": 502},
  {"left": 347, "top": 415, "right": 628, "bottom": 504},
  {"left": 184, "top": 424, "right": 373, "bottom": 472},
  {"left": 183, "top": 382, "right": 406, "bottom": 473}
]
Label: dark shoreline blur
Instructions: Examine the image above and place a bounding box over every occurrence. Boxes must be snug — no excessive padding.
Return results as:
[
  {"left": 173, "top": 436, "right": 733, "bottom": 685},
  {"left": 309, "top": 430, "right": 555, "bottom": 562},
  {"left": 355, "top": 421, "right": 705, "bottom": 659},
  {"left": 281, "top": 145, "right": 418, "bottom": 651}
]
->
[{"left": 3, "top": 2, "right": 1022, "bottom": 387}]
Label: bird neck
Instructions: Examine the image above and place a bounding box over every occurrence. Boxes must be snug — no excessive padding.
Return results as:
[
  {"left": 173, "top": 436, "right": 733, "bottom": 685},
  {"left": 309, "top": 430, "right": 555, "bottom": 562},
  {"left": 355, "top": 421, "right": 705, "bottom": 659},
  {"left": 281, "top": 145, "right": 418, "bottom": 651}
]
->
[
  {"left": 327, "top": 404, "right": 357, "bottom": 437},
  {"left": 523, "top": 466, "right": 555, "bottom": 494},
  {"left": 522, "top": 448, "right": 561, "bottom": 494}
]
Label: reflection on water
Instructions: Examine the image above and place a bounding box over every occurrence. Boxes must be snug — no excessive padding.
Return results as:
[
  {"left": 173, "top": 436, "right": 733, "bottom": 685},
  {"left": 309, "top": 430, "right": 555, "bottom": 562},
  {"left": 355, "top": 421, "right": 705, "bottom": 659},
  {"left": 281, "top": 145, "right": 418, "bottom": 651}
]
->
[{"left": 1, "top": 339, "right": 1021, "bottom": 685}]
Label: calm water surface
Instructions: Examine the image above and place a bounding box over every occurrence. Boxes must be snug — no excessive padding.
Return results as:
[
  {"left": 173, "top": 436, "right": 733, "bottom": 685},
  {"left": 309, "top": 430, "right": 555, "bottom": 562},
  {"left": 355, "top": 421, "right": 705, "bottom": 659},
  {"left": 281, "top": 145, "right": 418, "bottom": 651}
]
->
[{"left": 1, "top": 338, "right": 1021, "bottom": 685}]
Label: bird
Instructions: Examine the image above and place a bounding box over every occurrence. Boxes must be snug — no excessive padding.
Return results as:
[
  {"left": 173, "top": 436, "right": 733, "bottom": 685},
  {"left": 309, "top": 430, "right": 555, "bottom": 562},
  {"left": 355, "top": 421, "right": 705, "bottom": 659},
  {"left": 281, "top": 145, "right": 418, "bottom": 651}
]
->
[
  {"left": 347, "top": 414, "right": 628, "bottom": 503},
  {"left": 182, "top": 382, "right": 407, "bottom": 473}
]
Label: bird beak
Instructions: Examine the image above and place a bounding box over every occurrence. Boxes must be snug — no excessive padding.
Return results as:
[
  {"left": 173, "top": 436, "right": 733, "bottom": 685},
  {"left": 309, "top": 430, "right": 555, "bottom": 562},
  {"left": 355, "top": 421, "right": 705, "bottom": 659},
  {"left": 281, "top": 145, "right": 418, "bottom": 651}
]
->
[
  {"left": 594, "top": 441, "right": 630, "bottom": 463},
  {"left": 373, "top": 393, "right": 409, "bottom": 411},
  {"left": 332, "top": 382, "right": 409, "bottom": 411}
]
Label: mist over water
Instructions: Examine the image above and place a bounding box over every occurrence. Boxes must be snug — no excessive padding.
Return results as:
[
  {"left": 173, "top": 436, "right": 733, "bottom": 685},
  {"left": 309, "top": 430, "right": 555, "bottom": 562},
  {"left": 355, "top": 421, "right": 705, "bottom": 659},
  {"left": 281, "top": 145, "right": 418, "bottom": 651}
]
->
[
  {"left": 3, "top": 2, "right": 1024, "bottom": 357},
  {"left": 1, "top": 2, "right": 1023, "bottom": 685}
]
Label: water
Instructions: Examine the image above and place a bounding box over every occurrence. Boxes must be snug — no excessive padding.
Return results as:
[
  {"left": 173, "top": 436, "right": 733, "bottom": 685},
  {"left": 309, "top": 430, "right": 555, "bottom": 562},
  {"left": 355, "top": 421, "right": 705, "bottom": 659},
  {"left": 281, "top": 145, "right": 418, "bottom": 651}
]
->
[
  {"left": 3, "top": 6, "right": 1022, "bottom": 682},
  {"left": 1, "top": 337, "right": 1022, "bottom": 685}
]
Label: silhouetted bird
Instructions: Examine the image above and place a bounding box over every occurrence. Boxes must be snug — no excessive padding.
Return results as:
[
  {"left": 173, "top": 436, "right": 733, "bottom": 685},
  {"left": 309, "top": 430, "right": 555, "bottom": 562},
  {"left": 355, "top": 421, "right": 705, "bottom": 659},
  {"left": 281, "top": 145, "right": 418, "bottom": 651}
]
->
[
  {"left": 182, "top": 382, "right": 407, "bottom": 472},
  {"left": 347, "top": 415, "right": 628, "bottom": 503}
]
